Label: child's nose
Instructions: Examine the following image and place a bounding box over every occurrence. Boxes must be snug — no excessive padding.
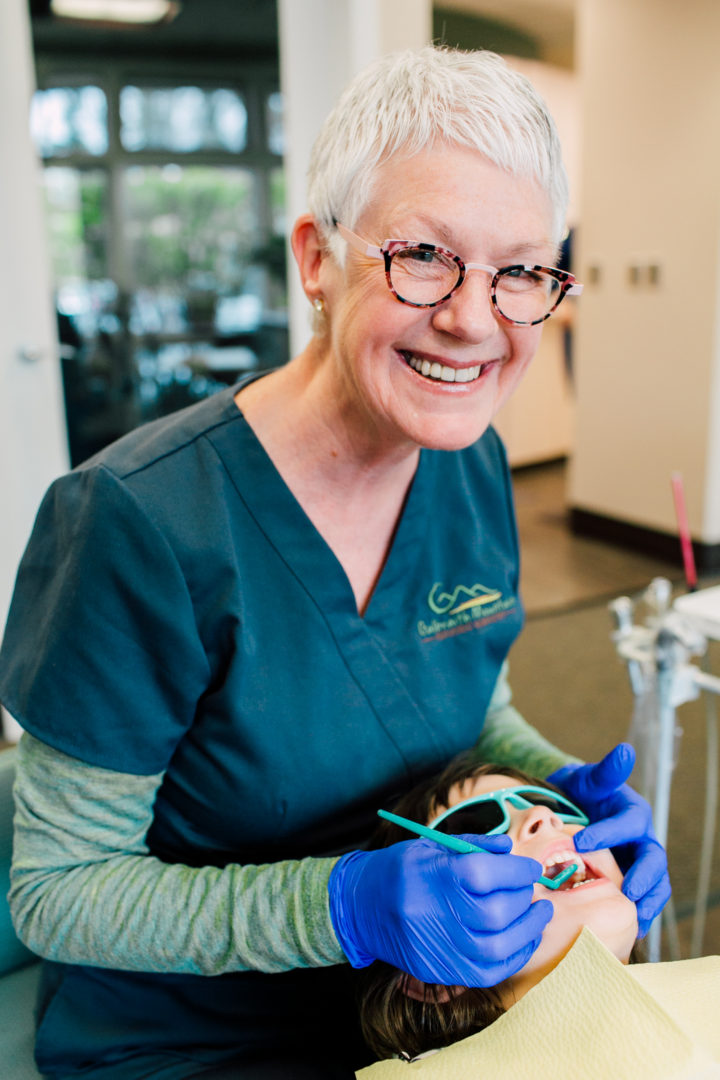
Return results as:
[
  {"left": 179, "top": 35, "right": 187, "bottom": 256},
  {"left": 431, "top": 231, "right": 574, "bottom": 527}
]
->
[{"left": 515, "top": 803, "right": 565, "bottom": 841}]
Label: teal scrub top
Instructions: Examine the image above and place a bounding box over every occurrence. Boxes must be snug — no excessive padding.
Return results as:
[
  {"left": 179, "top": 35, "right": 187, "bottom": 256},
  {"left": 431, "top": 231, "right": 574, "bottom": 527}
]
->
[{"left": 0, "top": 380, "right": 524, "bottom": 1073}]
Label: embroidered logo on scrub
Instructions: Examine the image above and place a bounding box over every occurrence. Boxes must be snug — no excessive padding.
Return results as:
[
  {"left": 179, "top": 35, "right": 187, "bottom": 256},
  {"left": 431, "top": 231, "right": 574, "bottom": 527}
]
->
[{"left": 418, "top": 580, "right": 516, "bottom": 642}]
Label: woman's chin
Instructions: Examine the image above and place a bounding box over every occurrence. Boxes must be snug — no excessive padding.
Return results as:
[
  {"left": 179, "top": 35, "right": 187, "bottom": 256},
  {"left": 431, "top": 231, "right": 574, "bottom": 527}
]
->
[
  {"left": 389, "top": 401, "right": 499, "bottom": 452},
  {"left": 382, "top": 358, "right": 503, "bottom": 450}
]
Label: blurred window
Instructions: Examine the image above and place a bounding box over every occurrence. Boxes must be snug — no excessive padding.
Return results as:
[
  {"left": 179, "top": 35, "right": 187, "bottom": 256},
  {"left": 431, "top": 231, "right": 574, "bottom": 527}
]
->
[
  {"left": 123, "top": 164, "right": 258, "bottom": 335},
  {"left": 30, "top": 85, "right": 108, "bottom": 157},
  {"left": 43, "top": 167, "right": 109, "bottom": 285},
  {"left": 269, "top": 165, "right": 286, "bottom": 236},
  {"left": 266, "top": 91, "right": 284, "bottom": 155},
  {"left": 120, "top": 86, "right": 248, "bottom": 153},
  {"left": 31, "top": 67, "right": 286, "bottom": 465}
]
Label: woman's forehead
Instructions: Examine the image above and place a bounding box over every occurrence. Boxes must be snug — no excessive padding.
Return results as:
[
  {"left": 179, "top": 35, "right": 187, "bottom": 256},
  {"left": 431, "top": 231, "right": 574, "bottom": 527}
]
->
[{"left": 362, "top": 145, "right": 556, "bottom": 252}]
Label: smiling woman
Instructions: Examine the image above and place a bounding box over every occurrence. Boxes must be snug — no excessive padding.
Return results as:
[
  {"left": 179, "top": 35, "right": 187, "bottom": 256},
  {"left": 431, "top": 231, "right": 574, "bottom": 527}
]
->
[
  {"left": 0, "top": 44, "right": 669, "bottom": 1080},
  {"left": 275, "top": 146, "right": 560, "bottom": 460}
]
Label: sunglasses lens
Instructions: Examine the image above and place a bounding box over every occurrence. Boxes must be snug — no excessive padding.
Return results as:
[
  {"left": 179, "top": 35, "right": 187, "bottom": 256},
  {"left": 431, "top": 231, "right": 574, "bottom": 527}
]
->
[
  {"left": 522, "top": 792, "right": 582, "bottom": 818},
  {"left": 433, "top": 803, "right": 505, "bottom": 836}
]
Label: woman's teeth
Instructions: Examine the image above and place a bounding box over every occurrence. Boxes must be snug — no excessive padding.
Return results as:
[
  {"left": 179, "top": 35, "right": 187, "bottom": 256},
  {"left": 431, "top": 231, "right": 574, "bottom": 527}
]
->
[{"left": 402, "top": 351, "right": 485, "bottom": 383}]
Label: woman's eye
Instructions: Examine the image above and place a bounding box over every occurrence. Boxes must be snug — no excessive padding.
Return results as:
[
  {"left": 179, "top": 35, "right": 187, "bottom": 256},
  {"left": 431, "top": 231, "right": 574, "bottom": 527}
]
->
[
  {"left": 505, "top": 267, "right": 538, "bottom": 281},
  {"left": 501, "top": 268, "right": 549, "bottom": 290},
  {"left": 404, "top": 249, "right": 438, "bottom": 265},
  {"left": 395, "top": 248, "right": 453, "bottom": 275}
]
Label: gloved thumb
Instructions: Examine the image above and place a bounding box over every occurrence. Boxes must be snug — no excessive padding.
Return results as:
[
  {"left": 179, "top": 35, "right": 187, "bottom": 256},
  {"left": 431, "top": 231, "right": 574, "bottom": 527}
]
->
[{"left": 580, "top": 742, "right": 635, "bottom": 797}]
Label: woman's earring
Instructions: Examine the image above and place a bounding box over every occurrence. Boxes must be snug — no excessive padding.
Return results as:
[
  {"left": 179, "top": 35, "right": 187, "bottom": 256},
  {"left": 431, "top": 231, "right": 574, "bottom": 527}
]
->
[{"left": 312, "top": 297, "right": 325, "bottom": 313}]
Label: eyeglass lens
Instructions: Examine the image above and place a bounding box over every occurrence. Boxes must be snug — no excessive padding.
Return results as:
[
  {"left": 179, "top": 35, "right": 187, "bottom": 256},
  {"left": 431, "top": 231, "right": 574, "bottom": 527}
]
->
[
  {"left": 433, "top": 791, "right": 578, "bottom": 837},
  {"left": 389, "top": 247, "right": 563, "bottom": 322}
]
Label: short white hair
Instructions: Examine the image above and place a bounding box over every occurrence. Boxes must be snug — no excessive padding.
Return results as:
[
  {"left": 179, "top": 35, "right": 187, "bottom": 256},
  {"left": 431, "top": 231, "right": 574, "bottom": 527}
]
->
[{"left": 307, "top": 45, "right": 569, "bottom": 256}]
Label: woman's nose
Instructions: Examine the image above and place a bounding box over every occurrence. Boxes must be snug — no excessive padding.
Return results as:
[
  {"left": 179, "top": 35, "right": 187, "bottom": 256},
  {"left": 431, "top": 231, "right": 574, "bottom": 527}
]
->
[{"left": 429, "top": 270, "right": 501, "bottom": 342}]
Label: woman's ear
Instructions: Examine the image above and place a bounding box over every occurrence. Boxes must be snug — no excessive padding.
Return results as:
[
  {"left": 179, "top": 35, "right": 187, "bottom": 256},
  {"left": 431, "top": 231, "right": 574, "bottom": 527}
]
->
[{"left": 291, "top": 214, "right": 327, "bottom": 304}]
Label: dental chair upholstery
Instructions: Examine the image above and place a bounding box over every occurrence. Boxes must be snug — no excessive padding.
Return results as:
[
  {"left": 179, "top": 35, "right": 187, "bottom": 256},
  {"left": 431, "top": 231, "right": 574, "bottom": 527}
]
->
[{"left": 0, "top": 746, "right": 43, "bottom": 1078}]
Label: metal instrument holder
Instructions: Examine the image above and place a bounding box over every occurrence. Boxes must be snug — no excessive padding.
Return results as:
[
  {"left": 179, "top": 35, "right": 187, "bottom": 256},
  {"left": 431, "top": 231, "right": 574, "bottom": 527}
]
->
[{"left": 609, "top": 577, "right": 720, "bottom": 962}]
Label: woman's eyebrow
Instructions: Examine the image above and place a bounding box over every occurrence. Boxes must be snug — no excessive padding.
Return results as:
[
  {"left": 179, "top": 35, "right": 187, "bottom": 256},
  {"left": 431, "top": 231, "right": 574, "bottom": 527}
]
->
[
  {"left": 499, "top": 241, "right": 557, "bottom": 263},
  {"left": 389, "top": 213, "right": 455, "bottom": 244},
  {"left": 389, "top": 217, "right": 556, "bottom": 263}
]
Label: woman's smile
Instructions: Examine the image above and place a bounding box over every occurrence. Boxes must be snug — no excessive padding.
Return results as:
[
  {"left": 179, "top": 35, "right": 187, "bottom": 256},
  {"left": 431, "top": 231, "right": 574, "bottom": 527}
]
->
[{"left": 399, "top": 349, "right": 501, "bottom": 387}]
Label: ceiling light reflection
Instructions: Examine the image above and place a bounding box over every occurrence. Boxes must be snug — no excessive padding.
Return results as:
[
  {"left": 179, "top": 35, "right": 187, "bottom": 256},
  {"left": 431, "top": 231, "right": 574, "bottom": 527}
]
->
[{"left": 50, "top": 0, "right": 180, "bottom": 27}]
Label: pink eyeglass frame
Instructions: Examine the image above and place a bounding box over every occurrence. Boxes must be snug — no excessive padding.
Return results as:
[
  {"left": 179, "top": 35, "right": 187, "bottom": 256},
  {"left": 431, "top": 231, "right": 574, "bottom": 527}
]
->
[{"left": 335, "top": 221, "right": 583, "bottom": 326}]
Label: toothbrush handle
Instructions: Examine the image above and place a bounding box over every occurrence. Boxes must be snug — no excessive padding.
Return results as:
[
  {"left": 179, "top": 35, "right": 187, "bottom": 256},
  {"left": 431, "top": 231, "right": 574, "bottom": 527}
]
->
[{"left": 377, "top": 809, "right": 489, "bottom": 853}]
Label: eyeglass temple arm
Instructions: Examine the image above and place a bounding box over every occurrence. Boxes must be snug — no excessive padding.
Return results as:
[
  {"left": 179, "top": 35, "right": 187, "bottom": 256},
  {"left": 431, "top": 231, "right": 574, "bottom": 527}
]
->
[{"left": 334, "top": 221, "right": 383, "bottom": 260}]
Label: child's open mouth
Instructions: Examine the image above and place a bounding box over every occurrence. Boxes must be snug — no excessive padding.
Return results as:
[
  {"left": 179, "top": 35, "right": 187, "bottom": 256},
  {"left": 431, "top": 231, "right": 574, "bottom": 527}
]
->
[{"left": 542, "top": 851, "right": 601, "bottom": 891}]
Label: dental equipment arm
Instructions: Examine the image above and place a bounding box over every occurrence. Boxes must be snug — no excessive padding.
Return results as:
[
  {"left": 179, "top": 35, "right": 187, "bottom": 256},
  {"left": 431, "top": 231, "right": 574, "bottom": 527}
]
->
[{"left": 547, "top": 743, "right": 671, "bottom": 936}]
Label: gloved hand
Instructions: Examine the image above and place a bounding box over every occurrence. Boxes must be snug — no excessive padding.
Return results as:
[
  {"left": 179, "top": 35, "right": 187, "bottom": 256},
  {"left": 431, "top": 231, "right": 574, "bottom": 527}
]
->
[
  {"left": 548, "top": 742, "right": 671, "bottom": 936},
  {"left": 328, "top": 833, "right": 552, "bottom": 987}
]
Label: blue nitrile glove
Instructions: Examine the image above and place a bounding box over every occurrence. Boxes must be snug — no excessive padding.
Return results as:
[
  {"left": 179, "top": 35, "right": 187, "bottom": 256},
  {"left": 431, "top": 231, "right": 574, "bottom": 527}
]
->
[
  {"left": 328, "top": 833, "right": 553, "bottom": 987},
  {"left": 548, "top": 742, "right": 671, "bottom": 936}
]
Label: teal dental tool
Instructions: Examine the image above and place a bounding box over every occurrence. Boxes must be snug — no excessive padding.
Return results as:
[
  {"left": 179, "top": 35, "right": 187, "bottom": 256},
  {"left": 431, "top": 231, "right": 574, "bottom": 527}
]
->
[{"left": 377, "top": 808, "right": 579, "bottom": 890}]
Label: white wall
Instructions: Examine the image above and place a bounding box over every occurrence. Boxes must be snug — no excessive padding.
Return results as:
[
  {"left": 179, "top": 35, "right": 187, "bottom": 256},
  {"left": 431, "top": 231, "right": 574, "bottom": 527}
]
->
[
  {"left": 502, "top": 57, "right": 581, "bottom": 228},
  {"left": 278, "top": 0, "right": 433, "bottom": 356},
  {"left": 570, "top": 0, "right": 720, "bottom": 543},
  {"left": 1, "top": 0, "right": 69, "bottom": 737},
  {"left": 493, "top": 57, "right": 579, "bottom": 466}
]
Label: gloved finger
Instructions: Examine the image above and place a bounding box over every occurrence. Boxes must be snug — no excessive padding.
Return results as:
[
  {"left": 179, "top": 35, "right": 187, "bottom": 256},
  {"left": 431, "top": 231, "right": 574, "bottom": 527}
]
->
[
  {"left": 451, "top": 849, "right": 543, "bottom": 896},
  {"left": 635, "top": 875, "right": 672, "bottom": 938},
  {"left": 433, "top": 898, "right": 552, "bottom": 986},
  {"left": 394, "top": 895, "right": 549, "bottom": 987},
  {"left": 452, "top": 832, "right": 513, "bottom": 855},
  {"left": 467, "top": 897, "right": 554, "bottom": 964},
  {"left": 621, "top": 840, "right": 669, "bottom": 903},
  {"left": 463, "top": 933, "right": 545, "bottom": 988},
  {"left": 453, "top": 879, "right": 541, "bottom": 934},
  {"left": 573, "top": 804, "right": 650, "bottom": 852},
  {"left": 571, "top": 743, "right": 636, "bottom": 801},
  {"left": 545, "top": 761, "right": 574, "bottom": 787}
]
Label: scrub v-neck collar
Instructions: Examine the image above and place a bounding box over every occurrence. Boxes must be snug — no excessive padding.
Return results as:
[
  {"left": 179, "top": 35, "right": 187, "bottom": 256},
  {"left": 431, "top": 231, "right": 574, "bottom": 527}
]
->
[{"left": 213, "top": 382, "right": 437, "bottom": 623}]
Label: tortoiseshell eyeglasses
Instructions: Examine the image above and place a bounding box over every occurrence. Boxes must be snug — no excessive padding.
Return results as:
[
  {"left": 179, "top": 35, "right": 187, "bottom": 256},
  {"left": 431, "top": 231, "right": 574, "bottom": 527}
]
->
[{"left": 335, "top": 221, "right": 583, "bottom": 327}]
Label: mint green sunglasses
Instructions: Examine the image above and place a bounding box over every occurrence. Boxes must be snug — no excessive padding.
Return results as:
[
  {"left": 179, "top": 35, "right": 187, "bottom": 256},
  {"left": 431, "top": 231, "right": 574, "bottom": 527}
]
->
[{"left": 429, "top": 785, "right": 589, "bottom": 837}]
